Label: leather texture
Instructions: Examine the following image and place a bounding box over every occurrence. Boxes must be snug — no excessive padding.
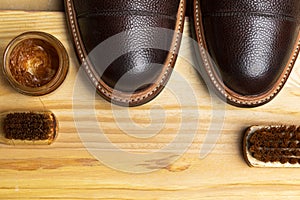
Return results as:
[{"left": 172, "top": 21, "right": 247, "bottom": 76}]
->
[
  {"left": 193, "top": 0, "right": 300, "bottom": 107},
  {"left": 65, "top": 0, "right": 186, "bottom": 106}
]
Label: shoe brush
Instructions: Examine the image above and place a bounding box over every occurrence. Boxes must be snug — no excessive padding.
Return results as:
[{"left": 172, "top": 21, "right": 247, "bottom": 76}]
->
[
  {"left": 0, "top": 111, "right": 58, "bottom": 145},
  {"left": 243, "top": 125, "right": 300, "bottom": 167}
]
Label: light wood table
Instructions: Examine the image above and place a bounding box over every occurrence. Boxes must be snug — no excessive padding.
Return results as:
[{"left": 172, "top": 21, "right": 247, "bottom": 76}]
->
[
  {"left": 0, "top": 10, "right": 300, "bottom": 200},
  {"left": 0, "top": 0, "right": 63, "bottom": 11}
]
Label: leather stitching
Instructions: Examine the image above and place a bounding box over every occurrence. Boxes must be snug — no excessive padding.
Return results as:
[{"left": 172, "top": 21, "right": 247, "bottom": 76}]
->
[
  {"left": 67, "top": 0, "right": 185, "bottom": 104},
  {"left": 195, "top": 0, "right": 300, "bottom": 106},
  {"left": 202, "top": 11, "right": 299, "bottom": 23},
  {"left": 77, "top": 10, "right": 177, "bottom": 20}
]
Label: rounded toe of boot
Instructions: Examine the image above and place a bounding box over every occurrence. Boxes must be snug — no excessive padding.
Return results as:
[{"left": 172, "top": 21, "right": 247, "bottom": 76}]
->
[
  {"left": 65, "top": 0, "right": 186, "bottom": 106},
  {"left": 194, "top": 0, "right": 300, "bottom": 107}
]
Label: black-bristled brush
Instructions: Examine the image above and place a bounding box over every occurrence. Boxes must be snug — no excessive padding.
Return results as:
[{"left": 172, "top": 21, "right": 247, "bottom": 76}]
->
[{"left": 0, "top": 111, "right": 58, "bottom": 145}]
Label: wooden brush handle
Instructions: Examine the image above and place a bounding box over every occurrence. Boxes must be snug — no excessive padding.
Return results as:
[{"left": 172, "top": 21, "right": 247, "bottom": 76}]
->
[{"left": 0, "top": 111, "right": 58, "bottom": 145}]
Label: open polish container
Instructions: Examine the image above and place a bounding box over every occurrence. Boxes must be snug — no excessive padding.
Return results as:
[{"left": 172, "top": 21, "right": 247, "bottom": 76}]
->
[{"left": 3, "top": 31, "right": 69, "bottom": 96}]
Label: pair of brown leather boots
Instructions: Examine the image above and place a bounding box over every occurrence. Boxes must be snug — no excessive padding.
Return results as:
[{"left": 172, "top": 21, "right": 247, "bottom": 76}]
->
[{"left": 65, "top": 0, "right": 300, "bottom": 107}]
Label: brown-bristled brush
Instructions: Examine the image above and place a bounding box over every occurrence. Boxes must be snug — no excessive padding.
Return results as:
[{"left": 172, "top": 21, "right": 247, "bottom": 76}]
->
[
  {"left": 0, "top": 111, "right": 58, "bottom": 145},
  {"left": 243, "top": 125, "right": 300, "bottom": 167}
]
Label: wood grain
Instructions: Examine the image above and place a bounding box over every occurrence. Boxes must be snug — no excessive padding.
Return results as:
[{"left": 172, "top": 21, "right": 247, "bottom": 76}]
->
[
  {"left": 0, "top": 0, "right": 63, "bottom": 11},
  {"left": 0, "top": 11, "right": 300, "bottom": 199}
]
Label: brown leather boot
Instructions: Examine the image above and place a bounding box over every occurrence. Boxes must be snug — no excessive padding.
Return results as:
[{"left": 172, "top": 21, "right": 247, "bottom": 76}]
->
[
  {"left": 65, "top": 0, "right": 186, "bottom": 106},
  {"left": 192, "top": 0, "right": 300, "bottom": 107}
]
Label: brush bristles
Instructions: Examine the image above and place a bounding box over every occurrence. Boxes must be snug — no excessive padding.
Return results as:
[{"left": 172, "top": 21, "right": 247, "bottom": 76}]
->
[
  {"left": 248, "top": 126, "right": 300, "bottom": 164},
  {"left": 244, "top": 125, "right": 300, "bottom": 167},
  {"left": 3, "top": 112, "right": 56, "bottom": 142}
]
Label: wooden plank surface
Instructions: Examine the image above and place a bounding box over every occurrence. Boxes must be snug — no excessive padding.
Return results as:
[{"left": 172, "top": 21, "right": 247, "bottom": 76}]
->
[
  {"left": 0, "top": 0, "right": 63, "bottom": 11},
  {"left": 0, "top": 11, "right": 300, "bottom": 199}
]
